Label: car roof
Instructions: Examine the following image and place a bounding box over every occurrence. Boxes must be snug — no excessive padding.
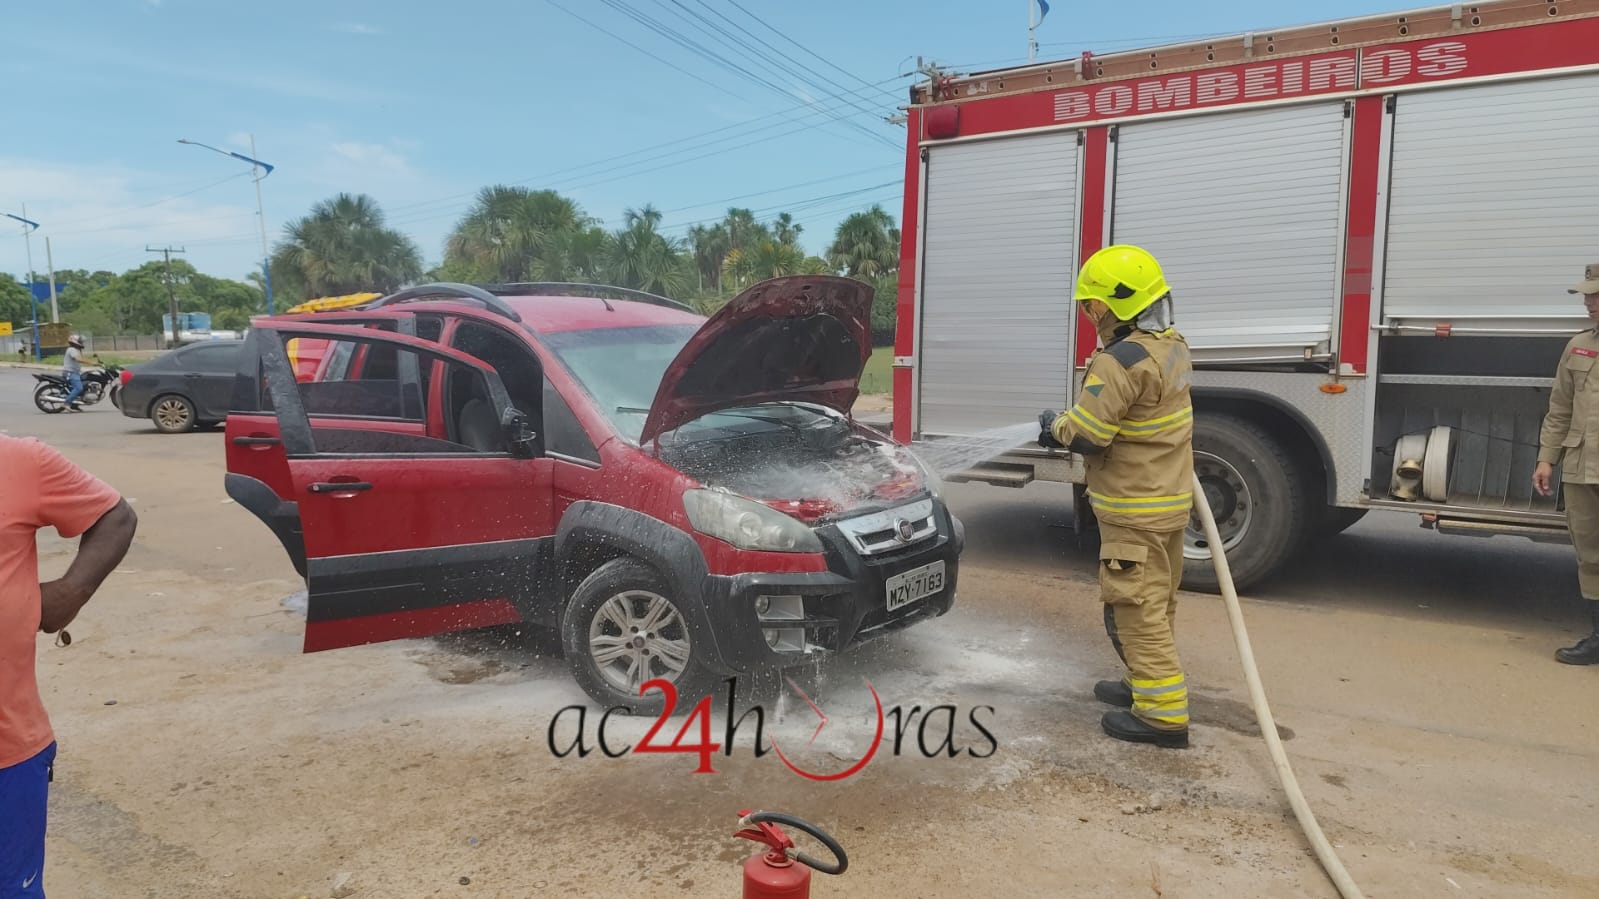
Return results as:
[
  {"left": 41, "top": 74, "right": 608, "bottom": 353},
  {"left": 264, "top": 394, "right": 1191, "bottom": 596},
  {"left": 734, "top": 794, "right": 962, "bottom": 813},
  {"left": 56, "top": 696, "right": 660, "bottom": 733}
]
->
[{"left": 500, "top": 293, "right": 706, "bottom": 333}]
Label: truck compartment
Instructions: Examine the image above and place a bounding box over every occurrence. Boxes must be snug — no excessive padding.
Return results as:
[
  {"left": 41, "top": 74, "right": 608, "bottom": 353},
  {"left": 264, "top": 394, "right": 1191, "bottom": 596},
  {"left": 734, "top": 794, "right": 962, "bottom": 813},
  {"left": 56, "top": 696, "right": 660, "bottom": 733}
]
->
[{"left": 1369, "top": 335, "right": 1569, "bottom": 518}]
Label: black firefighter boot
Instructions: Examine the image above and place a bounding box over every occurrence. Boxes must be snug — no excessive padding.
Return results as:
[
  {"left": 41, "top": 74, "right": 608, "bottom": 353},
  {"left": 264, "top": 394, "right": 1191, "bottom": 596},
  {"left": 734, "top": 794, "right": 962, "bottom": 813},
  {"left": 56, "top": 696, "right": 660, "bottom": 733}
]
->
[
  {"left": 1094, "top": 679, "right": 1133, "bottom": 707},
  {"left": 1102, "top": 710, "right": 1189, "bottom": 749},
  {"left": 1555, "top": 603, "right": 1599, "bottom": 665}
]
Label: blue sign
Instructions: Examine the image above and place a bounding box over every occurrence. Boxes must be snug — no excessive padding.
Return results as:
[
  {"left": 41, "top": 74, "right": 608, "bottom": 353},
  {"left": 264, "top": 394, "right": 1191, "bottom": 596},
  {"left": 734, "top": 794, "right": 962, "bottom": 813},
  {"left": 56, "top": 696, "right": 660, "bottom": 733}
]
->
[{"left": 27, "top": 282, "right": 52, "bottom": 302}]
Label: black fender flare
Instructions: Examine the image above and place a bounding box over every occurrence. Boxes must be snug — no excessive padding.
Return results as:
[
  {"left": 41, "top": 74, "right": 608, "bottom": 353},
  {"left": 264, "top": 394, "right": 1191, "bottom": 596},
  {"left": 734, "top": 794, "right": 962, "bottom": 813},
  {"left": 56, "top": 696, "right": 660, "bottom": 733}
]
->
[
  {"left": 1191, "top": 386, "right": 1338, "bottom": 505},
  {"left": 553, "top": 501, "right": 728, "bottom": 667}
]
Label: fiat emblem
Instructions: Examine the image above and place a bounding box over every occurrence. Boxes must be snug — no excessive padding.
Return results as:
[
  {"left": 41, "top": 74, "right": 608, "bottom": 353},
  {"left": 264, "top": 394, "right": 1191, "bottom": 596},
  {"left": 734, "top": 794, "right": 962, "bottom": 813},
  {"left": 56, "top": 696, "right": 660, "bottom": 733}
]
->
[{"left": 895, "top": 519, "right": 916, "bottom": 542}]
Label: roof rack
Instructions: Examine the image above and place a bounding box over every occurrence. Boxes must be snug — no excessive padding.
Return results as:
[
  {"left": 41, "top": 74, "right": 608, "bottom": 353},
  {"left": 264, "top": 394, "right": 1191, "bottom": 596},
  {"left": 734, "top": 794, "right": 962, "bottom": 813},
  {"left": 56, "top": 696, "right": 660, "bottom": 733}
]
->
[
  {"left": 363, "top": 282, "right": 523, "bottom": 323},
  {"left": 484, "top": 282, "right": 697, "bottom": 314}
]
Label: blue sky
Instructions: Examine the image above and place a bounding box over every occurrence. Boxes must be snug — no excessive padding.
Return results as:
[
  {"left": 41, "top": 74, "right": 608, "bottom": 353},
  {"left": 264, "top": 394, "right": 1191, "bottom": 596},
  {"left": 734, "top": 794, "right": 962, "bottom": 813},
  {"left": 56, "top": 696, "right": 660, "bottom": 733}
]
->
[{"left": 2, "top": 0, "right": 1402, "bottom": 288}]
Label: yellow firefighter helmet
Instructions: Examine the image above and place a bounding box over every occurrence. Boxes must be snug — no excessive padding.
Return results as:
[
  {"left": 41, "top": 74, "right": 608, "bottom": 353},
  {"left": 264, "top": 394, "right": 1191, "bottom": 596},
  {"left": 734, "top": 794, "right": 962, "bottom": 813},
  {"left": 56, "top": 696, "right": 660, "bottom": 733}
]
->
[{"left": 1073, "top": 245, "right": 1171, "bottom": 322}]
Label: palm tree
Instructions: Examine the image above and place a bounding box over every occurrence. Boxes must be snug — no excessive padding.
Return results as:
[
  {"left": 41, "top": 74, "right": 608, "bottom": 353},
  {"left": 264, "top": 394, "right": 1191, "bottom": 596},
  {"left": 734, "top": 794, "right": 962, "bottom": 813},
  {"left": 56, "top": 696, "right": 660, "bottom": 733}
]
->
[
  {"left": 722, "top": 241, "right": 835, "bottom": 287},
  {"left": 603, "top": 206, "right": 693, "bottom": 297},
  {"left": 536, "top": 225, "right": 609, "bottom": 282},
  {"left": 271, "top": 193, "right": 423, "bottom": 299},
  {"left": 688, "top": 224, "right": 730, "bottom": 291},
  {"left": 772, "top": 212, "right": 803, "bottom": 247},
  {"left": 827, "top": 205, "right": 901, "bottom": 279},
  {"left": 445, "top": 187, "right": 594, "bottom": 283}
]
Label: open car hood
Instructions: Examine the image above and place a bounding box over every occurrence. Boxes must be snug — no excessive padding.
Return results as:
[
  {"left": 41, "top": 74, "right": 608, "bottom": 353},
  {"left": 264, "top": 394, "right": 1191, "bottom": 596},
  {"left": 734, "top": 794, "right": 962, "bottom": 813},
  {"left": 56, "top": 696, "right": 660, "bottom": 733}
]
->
[{"left": 639, "top": 275, "right": 874, "bottom": 445}]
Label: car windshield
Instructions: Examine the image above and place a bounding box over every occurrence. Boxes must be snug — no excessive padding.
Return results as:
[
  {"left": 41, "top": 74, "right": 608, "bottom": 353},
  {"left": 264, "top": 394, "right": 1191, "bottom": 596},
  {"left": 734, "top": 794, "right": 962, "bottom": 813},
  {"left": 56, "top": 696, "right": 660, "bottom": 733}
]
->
[
  {"left": 538, "top": 324, "right": 694, "bottom": 442},
  {"left": 538, "top": 324, "right": 844, "bottom": 443}
]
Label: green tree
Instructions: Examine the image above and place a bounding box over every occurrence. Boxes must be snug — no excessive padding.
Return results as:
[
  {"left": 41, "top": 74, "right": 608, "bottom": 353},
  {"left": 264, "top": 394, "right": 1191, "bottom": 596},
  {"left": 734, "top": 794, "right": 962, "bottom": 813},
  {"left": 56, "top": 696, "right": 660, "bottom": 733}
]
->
[
  {"left": 444, "top": 187, "right": 593, "bottom": 283},
  {"left": 602, "top": 206, "right": 693, "bottom": 297},
  {"left": 827, "top": 205, "right": 901, "bottom": 279},
  {"left": 271, "top": 193, "right": 423, "bottom": 302},
  {"left": 687, "top": 224, "right": 729, "bottom": 292},
  {"left": 0, "top": 275, "right": 32, "bottom": 330},
  {"left": 772, "top": 212, "right": 803, "bottom": 247}
]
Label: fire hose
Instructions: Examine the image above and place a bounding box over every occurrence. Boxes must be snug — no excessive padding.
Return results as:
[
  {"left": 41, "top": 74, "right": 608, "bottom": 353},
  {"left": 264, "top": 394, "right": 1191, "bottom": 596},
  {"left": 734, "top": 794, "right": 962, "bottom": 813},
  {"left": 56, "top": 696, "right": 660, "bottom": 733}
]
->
[
  {"left": 732, "top": 471, "right": 1368, "bottom": 898},
  {"left": 1190, "top": 471, "right": 1366, "bottom": 899}
]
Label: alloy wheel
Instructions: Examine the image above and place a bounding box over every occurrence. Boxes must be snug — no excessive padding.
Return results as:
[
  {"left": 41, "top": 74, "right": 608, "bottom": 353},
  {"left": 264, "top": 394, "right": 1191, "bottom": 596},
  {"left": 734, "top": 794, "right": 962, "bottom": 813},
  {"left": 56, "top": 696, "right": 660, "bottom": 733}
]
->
[{"left": 587, "top": 590, "right": 693, "bottom": 694}]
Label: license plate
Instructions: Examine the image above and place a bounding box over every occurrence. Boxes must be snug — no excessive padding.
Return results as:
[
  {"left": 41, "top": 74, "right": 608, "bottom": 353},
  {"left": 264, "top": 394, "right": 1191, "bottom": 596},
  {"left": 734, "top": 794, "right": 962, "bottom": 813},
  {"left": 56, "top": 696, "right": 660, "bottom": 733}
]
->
[{"left": 885, "top": 560, "right": 946, "bottom": 612}]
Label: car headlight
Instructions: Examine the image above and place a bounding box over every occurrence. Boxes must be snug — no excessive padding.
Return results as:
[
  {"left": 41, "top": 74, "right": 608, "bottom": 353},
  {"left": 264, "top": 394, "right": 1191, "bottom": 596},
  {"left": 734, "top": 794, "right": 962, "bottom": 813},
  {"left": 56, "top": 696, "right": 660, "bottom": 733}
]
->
[{"left": 682, "top": 489, "right": 824, "bottom": 553}]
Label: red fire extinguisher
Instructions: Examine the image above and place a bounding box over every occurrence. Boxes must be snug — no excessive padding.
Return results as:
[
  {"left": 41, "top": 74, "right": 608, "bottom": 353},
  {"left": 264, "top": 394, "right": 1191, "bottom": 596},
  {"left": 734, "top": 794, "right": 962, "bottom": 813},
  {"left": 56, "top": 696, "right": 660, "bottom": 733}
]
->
[{"left": 734, "top": 809, "right": 849, "bottom": 899}]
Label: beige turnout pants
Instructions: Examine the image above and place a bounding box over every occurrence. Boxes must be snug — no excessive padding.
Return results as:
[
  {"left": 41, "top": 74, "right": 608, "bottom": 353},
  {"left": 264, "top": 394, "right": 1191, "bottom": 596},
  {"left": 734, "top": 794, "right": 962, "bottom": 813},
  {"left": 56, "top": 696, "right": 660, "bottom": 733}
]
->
[
  {"left": 1098, "top": 523, "right": 1189, "bottom": 730},
  {"left": 1565, "top": 483, "right": 1599, "bottom": 600}
]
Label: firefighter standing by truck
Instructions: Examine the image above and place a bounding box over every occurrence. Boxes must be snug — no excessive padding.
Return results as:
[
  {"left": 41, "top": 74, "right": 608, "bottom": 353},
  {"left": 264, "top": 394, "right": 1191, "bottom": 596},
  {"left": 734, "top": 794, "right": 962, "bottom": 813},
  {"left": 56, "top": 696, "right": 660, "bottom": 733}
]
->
[
  {"left": 1038, "top": 245, "right": 1194, "bottom": 749},
  {"left": 1533, "top": 262, "right": 1599, "bottom": 666}
]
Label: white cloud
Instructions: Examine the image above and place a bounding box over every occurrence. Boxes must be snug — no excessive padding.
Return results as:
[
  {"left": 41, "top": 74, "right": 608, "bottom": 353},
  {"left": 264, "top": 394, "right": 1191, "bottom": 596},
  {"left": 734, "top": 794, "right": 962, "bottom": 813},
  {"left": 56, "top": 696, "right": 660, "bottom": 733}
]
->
[
  {"left": 0, "top": 159, "right": 259, "bottom": 280},
  {"left": 330, "top": 142, "right": 413, "bottom": 177},
  {"left": 330, "top": 23, "right": 385, "bottom": 36}
]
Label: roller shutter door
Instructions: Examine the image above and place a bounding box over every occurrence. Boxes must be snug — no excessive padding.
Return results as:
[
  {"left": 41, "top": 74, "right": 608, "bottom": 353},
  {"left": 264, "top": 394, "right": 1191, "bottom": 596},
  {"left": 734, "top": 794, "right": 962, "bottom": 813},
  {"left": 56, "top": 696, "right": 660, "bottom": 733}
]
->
[
  {"left": 1112, "top": 102, "right": 1347, "bottom": 358},
  {"left": 1383, "top": 73, "right": 1599, "bottom": 322},
  {"left": 918, "top": 131, "right": 1079, "bottom": 436}
]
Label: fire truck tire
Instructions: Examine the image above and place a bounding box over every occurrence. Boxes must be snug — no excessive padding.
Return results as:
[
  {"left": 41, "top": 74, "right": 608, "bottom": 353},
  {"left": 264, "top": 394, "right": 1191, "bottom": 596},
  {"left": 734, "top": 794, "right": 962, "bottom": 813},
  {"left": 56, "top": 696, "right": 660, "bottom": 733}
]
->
[{"left": 1182, "top": 414, "right": 1311, "bottom": 595}]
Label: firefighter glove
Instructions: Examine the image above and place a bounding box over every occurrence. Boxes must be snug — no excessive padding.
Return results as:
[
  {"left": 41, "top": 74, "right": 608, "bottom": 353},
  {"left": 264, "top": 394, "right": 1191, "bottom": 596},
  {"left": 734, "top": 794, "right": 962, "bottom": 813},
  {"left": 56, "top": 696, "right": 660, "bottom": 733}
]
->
[{"left": 1038, "top": 410, "right": 1065, "bottom": 449}]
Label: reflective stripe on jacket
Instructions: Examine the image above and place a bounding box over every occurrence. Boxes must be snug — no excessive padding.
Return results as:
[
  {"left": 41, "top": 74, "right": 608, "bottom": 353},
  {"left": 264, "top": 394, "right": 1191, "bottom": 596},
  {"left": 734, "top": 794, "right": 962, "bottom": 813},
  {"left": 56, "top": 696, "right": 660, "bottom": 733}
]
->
[{"left": 1051, "top": 328, "right": 1195, "bottom": 531}]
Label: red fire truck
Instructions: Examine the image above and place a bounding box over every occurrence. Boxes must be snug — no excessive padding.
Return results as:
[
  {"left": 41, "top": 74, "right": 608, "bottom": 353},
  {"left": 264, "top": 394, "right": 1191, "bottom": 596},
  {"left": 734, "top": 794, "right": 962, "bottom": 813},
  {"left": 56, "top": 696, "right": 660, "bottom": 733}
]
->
[{"left": 893, "top": 0, "right": 1599, "bottom": 592}]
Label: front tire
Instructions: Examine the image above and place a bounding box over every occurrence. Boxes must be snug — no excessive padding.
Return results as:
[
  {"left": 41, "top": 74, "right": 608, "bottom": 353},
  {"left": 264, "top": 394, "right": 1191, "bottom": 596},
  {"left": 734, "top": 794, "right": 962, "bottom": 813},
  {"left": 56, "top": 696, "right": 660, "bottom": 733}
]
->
[
  {"left": 1182, "top": 413, "right": 1312, "bottom": 595},
  {"left": 151, "top": 394, "right": 197, "bottom": 433},
  {"left": 560, "top": 557, "right": 712, "bottom": 714}
]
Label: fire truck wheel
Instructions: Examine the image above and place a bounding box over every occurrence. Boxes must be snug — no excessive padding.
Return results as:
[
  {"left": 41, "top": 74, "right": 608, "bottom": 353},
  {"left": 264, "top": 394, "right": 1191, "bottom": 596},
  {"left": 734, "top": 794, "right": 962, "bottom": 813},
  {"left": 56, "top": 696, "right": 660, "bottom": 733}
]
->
[{"left": 1182, "top": 413, "right": 1311, "bottom": 595}]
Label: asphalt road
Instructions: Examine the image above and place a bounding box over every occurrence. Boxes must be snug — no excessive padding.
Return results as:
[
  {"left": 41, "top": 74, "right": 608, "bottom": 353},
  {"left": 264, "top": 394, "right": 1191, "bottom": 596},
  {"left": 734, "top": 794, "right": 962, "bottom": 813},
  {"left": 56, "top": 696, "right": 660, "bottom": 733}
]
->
[{"left": 5, "top": 364, "right": 1596, "bottom": 898}]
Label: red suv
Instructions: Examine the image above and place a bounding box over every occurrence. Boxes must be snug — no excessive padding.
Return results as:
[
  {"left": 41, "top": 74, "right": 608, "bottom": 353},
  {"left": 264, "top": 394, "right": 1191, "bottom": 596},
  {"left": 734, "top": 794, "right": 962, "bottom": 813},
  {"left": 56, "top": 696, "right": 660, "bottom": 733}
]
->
[{"left": 225, "top": 276, "right": 963, "bottom": 710}]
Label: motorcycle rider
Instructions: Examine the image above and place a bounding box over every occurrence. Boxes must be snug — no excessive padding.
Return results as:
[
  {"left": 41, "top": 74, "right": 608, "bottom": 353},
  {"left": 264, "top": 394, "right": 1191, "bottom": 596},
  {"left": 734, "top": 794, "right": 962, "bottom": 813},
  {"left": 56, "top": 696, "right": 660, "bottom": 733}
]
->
[{"left": 62, "top": 335, "right": 87, "bottom": 412}]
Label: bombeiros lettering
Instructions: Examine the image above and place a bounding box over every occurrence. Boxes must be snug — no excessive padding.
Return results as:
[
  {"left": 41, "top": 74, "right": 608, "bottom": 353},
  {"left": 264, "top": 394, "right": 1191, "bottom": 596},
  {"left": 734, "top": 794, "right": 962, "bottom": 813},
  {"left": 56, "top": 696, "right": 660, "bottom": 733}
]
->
[{"left": 1052, "top": 41, "right": 1470, "bottom": 122}]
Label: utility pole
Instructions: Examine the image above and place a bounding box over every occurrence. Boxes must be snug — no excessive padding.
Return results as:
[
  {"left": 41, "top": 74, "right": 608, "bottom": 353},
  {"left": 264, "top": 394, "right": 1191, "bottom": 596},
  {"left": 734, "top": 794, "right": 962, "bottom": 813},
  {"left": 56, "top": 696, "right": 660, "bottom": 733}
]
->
[
  {"left": 147, "top": 245, "right": 186, "bottom": 348},
  {"left": 45, "top": 237, "right": 59, "bottom": 323}
]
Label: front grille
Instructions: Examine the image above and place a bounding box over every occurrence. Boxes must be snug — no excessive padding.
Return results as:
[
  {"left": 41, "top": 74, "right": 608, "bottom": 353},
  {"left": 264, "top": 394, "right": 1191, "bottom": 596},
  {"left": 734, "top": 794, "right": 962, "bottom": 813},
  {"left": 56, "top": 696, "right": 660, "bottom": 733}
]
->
[{"left": 833, "top": 498, "right": 937, "bottom": 556}]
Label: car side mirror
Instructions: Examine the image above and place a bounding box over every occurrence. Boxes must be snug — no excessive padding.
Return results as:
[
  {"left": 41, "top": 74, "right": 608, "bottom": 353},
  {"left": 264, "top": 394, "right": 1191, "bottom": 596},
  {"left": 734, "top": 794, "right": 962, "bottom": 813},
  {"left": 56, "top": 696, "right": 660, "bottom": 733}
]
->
[{"left": 502, "top": 409, "right": 538, "bottom": 457}]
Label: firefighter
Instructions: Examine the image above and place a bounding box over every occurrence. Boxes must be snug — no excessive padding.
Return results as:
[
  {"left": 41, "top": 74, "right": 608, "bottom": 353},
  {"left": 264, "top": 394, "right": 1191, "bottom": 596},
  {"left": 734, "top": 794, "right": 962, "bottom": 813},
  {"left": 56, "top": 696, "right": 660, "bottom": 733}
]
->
[
  {"left": 1533, "top": 262, "right": 1599, "bottom": 665},
  {"left": 1037, "top": 245, "right": 1194, "bottom": 749}
]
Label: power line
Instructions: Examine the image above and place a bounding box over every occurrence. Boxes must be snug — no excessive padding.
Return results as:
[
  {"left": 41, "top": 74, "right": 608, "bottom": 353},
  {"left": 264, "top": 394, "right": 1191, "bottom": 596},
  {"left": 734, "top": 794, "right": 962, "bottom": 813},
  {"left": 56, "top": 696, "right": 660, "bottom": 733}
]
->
[
  {"left": 544, "top": 0, "right": 756, "bottom": 103},
  {"left": 598, "top": 0, "right": 898, "bottom": 149},
  {"left": 657, "top": 164, "right": 898, "bottom": 214},
  {"left": 378, "top": 72, "right": 909, "bottom": 224},
  {"left": 43, "top": 172, "right": 251, "bottom": 231},
  {"left": 659, "top": 180, "right": 899, "bottom": 234},
  {"left": 667, "top": 0, "right": 889, "bottom": 126},
  {"left": 382, "top": 103, "right": 902, "bottom": 231},
  {"left": 716, "top": 0, "right": 901, "bottom": 105},
  {"left": 53, "top": 212, "right": 255, "bottom": 238}
]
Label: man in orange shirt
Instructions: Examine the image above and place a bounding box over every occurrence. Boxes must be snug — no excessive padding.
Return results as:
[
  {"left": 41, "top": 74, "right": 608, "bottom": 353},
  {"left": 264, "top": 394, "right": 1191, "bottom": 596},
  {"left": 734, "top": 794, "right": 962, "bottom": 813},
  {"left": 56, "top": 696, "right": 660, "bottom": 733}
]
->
[{"left": 1, "top": 436, "right": 136, "bottom": 897}]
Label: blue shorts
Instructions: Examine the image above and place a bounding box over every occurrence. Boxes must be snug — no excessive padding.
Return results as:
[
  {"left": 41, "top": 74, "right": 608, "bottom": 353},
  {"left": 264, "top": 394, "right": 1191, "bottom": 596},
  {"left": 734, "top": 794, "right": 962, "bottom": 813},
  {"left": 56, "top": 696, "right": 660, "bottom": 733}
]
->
[{"left": 0, "top": 742, "right": 55, "bottom": 899}]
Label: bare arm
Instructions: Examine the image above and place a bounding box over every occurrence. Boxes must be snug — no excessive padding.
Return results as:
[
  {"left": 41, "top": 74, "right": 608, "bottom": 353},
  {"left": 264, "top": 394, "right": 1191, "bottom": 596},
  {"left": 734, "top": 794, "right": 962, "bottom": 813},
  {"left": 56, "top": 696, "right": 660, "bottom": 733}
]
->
[{"left": 40, "top": 499, "right": 138, "bottom": 634}]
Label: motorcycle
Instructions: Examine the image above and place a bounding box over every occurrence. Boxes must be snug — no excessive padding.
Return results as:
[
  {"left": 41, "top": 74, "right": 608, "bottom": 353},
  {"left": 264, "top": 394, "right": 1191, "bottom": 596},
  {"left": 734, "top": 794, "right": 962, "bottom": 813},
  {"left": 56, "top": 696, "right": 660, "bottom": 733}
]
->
[{"left": 34, "top": 360, "right": 124, "bottom": 414}]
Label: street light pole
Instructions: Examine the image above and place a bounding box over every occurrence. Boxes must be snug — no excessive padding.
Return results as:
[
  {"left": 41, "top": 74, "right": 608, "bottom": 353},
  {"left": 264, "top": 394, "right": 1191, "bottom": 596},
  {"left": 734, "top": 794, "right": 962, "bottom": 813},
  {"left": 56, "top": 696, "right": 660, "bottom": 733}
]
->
[
  {"left": 248, "top": 134, "right": 274, "bottom": 315},
  {"left": 177, "top": 137, "right": 277, "bottom": 314},
  {"left": 4, "top": 209, "right": 42, "bottom": 361}
]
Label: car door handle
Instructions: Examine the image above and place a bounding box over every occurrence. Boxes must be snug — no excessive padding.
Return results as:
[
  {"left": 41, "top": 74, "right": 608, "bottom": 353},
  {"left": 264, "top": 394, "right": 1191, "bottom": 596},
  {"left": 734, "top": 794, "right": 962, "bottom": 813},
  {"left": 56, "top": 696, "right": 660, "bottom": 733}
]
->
[
  {"left": 308, "top": 481, "right": 373, "bottom": 494},
  {"left": 232, "top": 436, "right": 281, "bottom": 447}
]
